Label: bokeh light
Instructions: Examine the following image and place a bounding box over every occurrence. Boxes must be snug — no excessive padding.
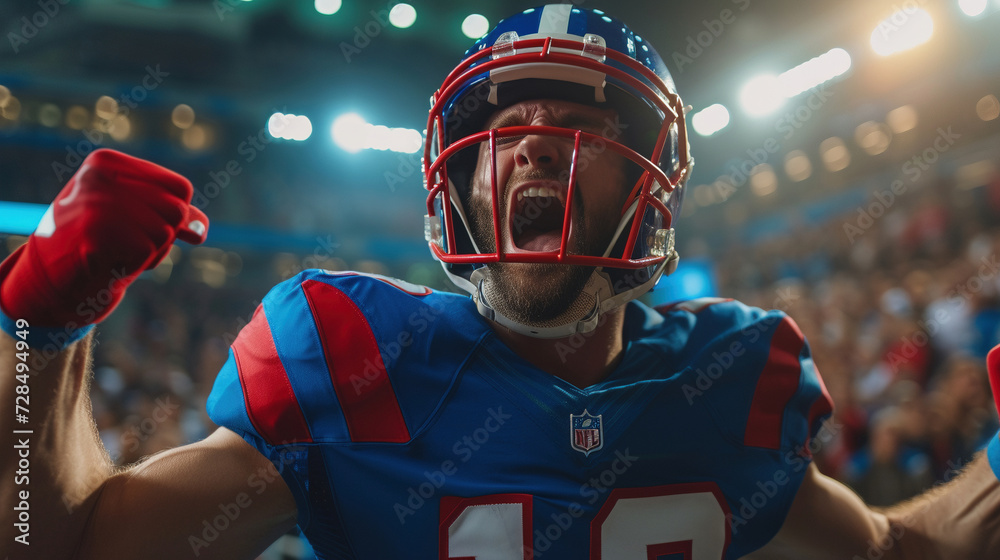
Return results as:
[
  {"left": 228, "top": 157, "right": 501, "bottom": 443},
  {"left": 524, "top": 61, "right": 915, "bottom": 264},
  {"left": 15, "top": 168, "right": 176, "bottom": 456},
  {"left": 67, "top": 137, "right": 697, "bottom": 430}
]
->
[
  {"left": 462, "top": 14, "right": 490, "bottom": 39},
  {"left": 389, "top": 3, "right": 417, "bottom": 28}
]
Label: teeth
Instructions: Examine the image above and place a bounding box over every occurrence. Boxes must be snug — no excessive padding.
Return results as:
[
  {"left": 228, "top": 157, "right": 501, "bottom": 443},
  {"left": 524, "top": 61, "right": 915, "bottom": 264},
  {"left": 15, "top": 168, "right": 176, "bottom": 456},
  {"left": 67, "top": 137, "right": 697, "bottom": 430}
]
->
[{"left": 515, "top": 185, "right": 567, "bottom": 204}]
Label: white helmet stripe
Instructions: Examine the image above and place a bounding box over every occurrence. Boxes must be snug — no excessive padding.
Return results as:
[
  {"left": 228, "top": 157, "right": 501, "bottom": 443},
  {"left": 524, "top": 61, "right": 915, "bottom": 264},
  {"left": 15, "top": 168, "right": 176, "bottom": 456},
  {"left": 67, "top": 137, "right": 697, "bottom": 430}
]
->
[{"left": 538, "top": 4, "right": 572, "bottom": 35}]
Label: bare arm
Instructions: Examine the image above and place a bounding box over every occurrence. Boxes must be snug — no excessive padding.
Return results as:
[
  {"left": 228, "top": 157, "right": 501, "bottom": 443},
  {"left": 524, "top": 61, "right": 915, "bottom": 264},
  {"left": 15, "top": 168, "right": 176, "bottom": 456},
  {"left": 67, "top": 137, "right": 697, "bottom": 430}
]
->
[
  {"left": 1, "top": 332, "right": 297, "bottom": 560},
  {"left": 748, "top": 456, "right": 1000, "bottom": 559}
]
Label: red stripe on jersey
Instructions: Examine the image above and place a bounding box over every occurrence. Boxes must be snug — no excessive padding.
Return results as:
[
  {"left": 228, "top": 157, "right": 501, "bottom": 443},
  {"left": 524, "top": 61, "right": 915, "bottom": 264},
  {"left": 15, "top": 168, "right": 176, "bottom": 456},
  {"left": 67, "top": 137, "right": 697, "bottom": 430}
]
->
[
  {"left": 806, "top": 369, "right": 834, "bottom": 431},
  {"left": 303, "top": 279, "right": 410, "bottom": 443},
  {"left": 744, "top": 316, "right": 805, "bottom": 450},
  {"left": 233, "top": 305, "right": 313, "bottom": 445}
]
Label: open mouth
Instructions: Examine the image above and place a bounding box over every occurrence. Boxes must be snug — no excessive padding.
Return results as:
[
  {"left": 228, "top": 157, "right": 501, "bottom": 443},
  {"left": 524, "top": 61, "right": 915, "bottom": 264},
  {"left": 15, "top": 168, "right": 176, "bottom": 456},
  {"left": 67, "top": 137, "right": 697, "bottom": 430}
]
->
[{"left": 509, "top": 181, "right": 568, "bottom": 252}]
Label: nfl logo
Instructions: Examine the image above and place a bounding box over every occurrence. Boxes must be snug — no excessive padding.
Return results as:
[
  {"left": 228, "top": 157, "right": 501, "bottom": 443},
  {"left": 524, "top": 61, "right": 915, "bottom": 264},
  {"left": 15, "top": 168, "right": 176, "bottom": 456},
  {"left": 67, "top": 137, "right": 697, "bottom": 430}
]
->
[{"left": 570, "top": 410, "right": 603, "bottom": 456}]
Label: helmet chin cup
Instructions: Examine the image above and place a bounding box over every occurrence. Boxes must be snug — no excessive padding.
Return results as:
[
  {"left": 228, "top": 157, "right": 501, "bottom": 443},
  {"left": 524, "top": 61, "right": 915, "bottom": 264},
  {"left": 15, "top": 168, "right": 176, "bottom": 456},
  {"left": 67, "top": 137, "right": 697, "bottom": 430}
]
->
[
  {"left": 465, "top": 244, "right": 679, "bottom": 339},
  {"left": 470, "top": 267, "right": 603, "bottom": 338}
]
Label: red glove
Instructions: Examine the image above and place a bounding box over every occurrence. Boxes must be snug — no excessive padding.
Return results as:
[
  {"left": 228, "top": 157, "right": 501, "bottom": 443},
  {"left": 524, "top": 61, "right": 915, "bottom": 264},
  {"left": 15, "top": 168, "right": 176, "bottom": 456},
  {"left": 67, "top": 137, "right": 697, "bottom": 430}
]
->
[
  {"left": 989, "top": 345, "right": 1000, "bottom": 419},
  {"left": 0, "top": 149, "right": 208, "bottom": 329}
]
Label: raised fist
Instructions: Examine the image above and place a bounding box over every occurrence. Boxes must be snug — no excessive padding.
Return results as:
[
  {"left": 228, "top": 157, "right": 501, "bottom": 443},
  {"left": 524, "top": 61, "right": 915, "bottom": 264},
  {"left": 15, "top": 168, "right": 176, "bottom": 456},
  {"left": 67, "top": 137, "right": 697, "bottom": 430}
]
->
[{"left": 0, "top": 149, "right": 208, "bottom": 330}]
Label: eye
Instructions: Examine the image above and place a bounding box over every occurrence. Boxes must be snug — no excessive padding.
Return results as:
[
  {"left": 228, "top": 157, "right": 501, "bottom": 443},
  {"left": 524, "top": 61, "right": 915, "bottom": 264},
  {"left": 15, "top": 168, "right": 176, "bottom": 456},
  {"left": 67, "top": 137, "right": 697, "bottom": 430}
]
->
[{"left": 494, "top": 134, "right": 525, "bottom": 146}]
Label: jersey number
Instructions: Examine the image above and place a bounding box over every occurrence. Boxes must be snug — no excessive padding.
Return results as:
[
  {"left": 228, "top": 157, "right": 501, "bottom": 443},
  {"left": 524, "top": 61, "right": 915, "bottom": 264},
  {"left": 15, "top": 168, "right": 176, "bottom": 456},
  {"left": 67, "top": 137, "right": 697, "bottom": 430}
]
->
[{"left": 441, "top": 483, "right": 731, "bottom": 559}]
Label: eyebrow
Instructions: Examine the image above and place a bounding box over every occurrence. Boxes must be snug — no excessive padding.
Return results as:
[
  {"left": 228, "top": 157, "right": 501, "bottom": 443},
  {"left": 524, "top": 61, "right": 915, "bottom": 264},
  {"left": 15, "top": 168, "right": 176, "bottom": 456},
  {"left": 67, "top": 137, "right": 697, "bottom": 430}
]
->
[
  {"left": 485, "top": 108, "right": 608, "bottom": 132},
  {"left": 485, "top": 110, "right": 522, "bottom": 130}
]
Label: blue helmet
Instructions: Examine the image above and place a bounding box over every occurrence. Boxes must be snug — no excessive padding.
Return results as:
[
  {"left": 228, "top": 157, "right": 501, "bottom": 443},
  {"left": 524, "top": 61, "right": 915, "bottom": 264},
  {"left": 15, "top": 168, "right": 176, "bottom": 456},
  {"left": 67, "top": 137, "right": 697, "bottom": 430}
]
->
[{"left": 423, "top": 5, "right": 692, "bottom": 337}]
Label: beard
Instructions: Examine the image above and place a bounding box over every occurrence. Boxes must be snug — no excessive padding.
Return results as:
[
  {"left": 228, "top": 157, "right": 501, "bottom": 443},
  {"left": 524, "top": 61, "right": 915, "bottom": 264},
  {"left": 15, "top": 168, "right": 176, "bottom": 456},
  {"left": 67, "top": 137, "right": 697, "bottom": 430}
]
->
[{"left": 465, "top": 172, "right": 621, "bottom": 324}]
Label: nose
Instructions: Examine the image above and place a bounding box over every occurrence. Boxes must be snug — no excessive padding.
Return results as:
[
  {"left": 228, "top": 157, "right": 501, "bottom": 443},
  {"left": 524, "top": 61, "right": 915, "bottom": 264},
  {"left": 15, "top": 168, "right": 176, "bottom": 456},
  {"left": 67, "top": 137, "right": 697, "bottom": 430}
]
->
[{"left": 514, "top": 133, "right": 562, "bottom": 169}]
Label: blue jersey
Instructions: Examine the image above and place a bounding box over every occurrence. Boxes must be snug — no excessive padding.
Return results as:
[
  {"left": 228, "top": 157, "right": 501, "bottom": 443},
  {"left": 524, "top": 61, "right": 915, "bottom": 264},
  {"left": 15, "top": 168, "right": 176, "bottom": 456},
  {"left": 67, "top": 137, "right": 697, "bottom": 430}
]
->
[{"left": 207, "top": 269, "right": 833, "bottom": 559}]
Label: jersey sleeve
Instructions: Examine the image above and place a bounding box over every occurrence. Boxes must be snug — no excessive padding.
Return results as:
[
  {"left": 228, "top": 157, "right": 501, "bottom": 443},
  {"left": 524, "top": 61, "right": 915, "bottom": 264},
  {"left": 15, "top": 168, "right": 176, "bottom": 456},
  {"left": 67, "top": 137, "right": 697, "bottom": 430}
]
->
[
  {"left": 669, "top": 299, "right": 835, "bottom": 554},
  {"left": 742, "top": 310, "right": 833, "bottom": 454},
  {"left": 205, "top": 284, "right": 317, "bottom": 530},
  {"left": 205, "top": 269, "right": 375, "bottom": 531},
  {"left": 205, "top": 269, "right": 458, "bottom": 531},
  {"left": 678, "top": 299, "right": 834, "bottom": 454}
]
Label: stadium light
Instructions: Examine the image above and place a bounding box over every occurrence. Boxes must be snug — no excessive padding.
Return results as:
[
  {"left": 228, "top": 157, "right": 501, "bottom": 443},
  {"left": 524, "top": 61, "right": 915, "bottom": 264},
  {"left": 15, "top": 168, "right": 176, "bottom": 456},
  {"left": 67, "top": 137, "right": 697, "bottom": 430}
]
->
[
  {"left": 738, "top": 47, "right": 851, "bottom": 117},
  {"left": 691, "top": 104, "right": 730, "bottom": 136},
  {"left": 331, "top": 113, "right": 423, "bottom": 154},
  {"left": 749, "top": 164, "right": 777, "bottom": 196},
  {"left": 779, "top": 48, "right": 852, "bottom": 97},
  {"left": 978, "top": 95, "right": 1000, "bottom": 121},
  {"left": 315, "top": 0, "right": 342, "bottom": 16},
  {"left": 959, "top": 0, "right": 988, "bottom": 16},
  {"left": 739, "top": 74, "right": 784, "bottom": 117},
  {"left": 172, "top": 104, "right": 195, "bottom": 129},
  {"left": 784, "top": 150, "right": 813, "bottom": 182},
  {"left": 820, "top": 137, "right": 851, "bottom": 172},
  {"left": 332, "top": 113, "right": 368, "bottom": 152},
  {"left": 886, "top": 105, "right": 918, "bottom": 133},
  {"left": 389, "top": 3, "right": 417, "bottom": 28},
  {"left": 462, "top": 14, "right": 490, "bottom": 39},
  {"left": 870, "top": 8, "right": 934, "bottom": 56},
  {"left": 268, "top": 113, "right": 312, "bottom": 141}
]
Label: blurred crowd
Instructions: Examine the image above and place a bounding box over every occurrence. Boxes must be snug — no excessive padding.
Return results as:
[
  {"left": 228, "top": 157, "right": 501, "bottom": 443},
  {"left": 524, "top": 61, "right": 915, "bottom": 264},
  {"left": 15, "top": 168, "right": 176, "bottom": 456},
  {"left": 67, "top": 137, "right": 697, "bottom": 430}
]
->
[{"left": 712, "top": 173, "right": 1000, "bottom": 506}]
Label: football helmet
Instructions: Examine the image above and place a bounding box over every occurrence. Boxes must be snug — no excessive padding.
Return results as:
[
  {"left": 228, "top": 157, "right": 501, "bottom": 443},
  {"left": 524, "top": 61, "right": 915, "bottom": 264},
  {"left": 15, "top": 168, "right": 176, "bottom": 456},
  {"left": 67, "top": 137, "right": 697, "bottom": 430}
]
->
[{"left": 423, "top": 4, "right": 692, "bottom": 337}]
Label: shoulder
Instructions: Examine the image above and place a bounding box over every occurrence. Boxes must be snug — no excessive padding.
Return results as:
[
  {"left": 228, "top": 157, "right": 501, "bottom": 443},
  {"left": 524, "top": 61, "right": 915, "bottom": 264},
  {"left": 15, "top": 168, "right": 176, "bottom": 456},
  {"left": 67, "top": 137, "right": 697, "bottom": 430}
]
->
[
  {"left": 655, "top": 297, "right": 770, "bottom": 332},
  {"left": 207, "top": 270, "right": 486, "bottom": 447},
  {"left": 263, "top": 269, "right": 442, "bottom": 315},
  {"left": 661, "top": 297, "right": 833, "bottom": 453},
  {"left": 258, "top": 269, "right": 476, "bottom": 342},
  {"left": 649, "top": 297, "right": 792, "bottom": 353}
]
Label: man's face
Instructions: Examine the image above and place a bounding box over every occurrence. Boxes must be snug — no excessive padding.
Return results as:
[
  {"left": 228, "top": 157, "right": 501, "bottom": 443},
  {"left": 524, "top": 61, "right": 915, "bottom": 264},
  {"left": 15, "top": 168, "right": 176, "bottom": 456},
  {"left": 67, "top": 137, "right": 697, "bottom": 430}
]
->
[{"left": 464, "top": 98, "right": 631, "bottom": 323}]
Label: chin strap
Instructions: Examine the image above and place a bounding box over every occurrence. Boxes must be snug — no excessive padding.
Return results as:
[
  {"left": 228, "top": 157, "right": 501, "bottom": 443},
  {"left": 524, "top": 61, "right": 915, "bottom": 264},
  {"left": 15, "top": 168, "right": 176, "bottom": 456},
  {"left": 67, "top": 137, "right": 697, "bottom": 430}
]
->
[
  {"left": 465, "top": 250, "right": 679, "bottom": 339},
  {"left": 471, "top": 267, "right": 604, "bottom": 338}
]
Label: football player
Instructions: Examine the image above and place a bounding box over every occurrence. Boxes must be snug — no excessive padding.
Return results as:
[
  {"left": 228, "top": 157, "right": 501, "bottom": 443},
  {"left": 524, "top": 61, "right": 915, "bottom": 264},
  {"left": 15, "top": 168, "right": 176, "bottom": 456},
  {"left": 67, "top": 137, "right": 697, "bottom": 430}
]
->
[{"left": 2, "top": 5, "right": 1000, "bottom": 559}]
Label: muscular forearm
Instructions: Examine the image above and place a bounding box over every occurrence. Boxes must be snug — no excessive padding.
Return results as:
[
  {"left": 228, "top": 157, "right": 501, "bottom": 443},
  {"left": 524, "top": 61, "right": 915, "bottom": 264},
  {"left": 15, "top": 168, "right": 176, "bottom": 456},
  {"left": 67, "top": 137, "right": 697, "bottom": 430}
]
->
[
  {"left": 1, "top": 331, "right": 115, "bottom": 559},
  {"left": 883, "top": 453, "right": 1000, "bottom": 559}
]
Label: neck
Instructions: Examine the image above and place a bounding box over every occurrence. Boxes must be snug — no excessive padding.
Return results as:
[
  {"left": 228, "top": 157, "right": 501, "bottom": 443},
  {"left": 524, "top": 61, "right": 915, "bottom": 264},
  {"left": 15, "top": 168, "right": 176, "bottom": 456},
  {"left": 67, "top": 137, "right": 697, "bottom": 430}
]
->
[{"left": 490, "top": 306, "right": 627, "bottom": 389}]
